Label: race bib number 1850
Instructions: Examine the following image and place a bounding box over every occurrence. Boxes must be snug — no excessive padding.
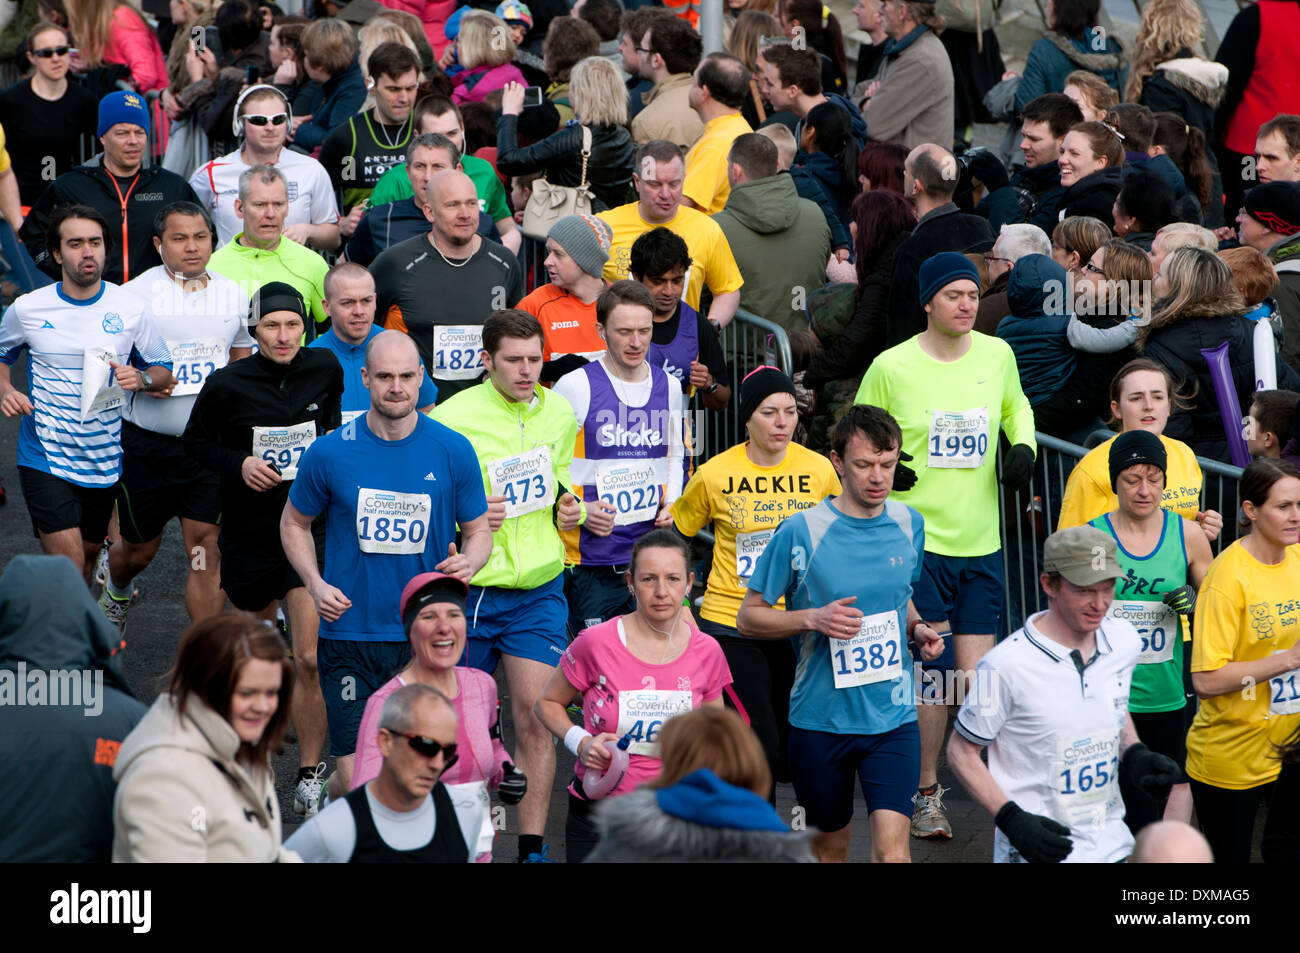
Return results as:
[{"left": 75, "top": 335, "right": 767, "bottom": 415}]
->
[{"left": 356, "top": 488, "right": 431, "bottom": 555}]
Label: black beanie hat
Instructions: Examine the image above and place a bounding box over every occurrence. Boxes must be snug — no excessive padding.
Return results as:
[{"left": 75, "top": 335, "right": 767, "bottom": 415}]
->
[
  {"left": 1243, "top": 182, "right": 1300, "bottom": 237},
  {"left": 249, "top": 281, "right": 307, "bottom": 331},
  {"left": 739, "top": 366, "right": 796, "bottom": 427},
  {"left": 1109, "top": 429, "right": 1167, "bottom": 490}
]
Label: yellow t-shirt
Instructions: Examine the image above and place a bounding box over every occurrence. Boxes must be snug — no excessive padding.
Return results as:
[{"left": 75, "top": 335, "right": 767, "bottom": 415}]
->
[
  {"left": 672, "top": 441, "right": 840, "bottom": 627},
  {"left": 682, "top": 112, "right": 753, "bottom": 215},
  {"left": 598, "top": 202, "right": 743, "bottom": 312},
  {"left": 1057, "top": 434, "right": 1203, "bottom": 529},
  {"left": 0, "top": 124, "right": 11, "bottom": 176},
  {"left": 1185, "top": 541, "right": 1300, "bottom": 790}
]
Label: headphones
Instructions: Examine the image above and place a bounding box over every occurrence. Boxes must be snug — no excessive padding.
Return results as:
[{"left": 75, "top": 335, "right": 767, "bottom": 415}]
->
[{"left": 232, "top": 84, "right": 294, "bottom": 139}]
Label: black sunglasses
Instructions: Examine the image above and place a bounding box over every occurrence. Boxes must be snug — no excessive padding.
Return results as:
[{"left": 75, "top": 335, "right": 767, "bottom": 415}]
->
[
  {"left": 386, "top": 729, "right": 458, "bottom": 762},
  {"left": 33, "top": 45, "right": 70, "bottom": 58},
  {"left": 244, "top": 113, "right": 289, "bottom": 127}
]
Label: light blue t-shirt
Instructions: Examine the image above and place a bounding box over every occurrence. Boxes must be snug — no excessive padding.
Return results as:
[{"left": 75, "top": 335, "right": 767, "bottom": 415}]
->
[
  {"left": 309, "top": 325, "right": 438, "bottom": 419},
  {"left": 288, "top": 413, "right": 487, "bottom": 641},
  {"left": 748, "top": 497, "right": 925, "bottom": 736}
]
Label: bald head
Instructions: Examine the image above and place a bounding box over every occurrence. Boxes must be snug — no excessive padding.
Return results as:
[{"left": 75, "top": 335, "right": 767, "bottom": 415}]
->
[
  {"left": 425, "top": 168, "right": 476, "bottom": 209},
  {"left": 906, "top": 143, "right": 959, "bottom": 200},
  {"left": 1130, "top": 821, "right": 1214, "bottom": 863},
  {"left": 423, "top": 169, "right": 480, "bottom": 250},
  {"left": 365, "top": 328, "right": 420, "bottom": 371}
]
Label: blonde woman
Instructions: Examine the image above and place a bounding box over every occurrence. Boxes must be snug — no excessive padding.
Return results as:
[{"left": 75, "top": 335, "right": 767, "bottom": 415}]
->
[
  {"left": 1063, "top": 69, "right": 1118, "bottom": 123},
  {"left": 1127, "top": 0, "right": 1226, "bottom": 144},
  {"left": 497, "top": 56, "right": 634, "bottom": 210},
  {"left": 65, "top": 0, "right": 167, "bottom": 91},
  {"left": 450, "top": 11, "right": 524, "bottom": 105}
]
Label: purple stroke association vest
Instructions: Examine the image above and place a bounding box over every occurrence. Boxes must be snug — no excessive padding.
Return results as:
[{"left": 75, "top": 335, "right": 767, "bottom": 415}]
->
[
  {"left": 648, "top": 302, "right": 700, "bottom": 390},
  {"left": 570, "top": 361, "right": 675, "bottom": 566}
]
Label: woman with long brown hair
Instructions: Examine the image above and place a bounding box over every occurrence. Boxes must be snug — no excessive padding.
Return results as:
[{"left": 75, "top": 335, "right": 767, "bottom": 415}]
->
[
  {"left": 727, "top": 9, "right": 783, "bottom": 127},
  {"left": 113, "top": 613, "right": 299, "bottom": 862}
]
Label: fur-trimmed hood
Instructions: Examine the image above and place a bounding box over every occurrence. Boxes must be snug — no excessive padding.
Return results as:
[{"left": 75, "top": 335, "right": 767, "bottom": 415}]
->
[
  {"left": 1047, "top": 31, "right": 1126, "bottom": 73},
  {"left": 1155, "top": 57, "right": 1228, "bottom": 108},
  {"left": 585, "top": 784, "right": 817, "bottom": 863}
]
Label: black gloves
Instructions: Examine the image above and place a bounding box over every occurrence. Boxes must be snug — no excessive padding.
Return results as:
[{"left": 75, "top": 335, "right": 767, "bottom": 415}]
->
[
  {"left": 497, "top": 761, "right": 527, "bottom": 805},
  {"left": 894, "top": 449, "right": 918, "bottom": 492},
  {"left": 1121, "top": 743, "right": 1181, "bottom": 800},
  {"left": 995, "top": 801, "right": 1073, "bottom": 864},
  {"left": 965, "top": 147, "right": 1011, "bottom": 192},
  {"left": 1000, "top": 444, "right": 1035, "bottom": 494},
  {"left": 1162, "top": 584, "right": 1197, "bottom": 616}
]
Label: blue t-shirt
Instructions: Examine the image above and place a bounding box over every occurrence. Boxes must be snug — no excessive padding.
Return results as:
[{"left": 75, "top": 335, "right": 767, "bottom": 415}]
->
[
  {"left": 748, "top": 497, "right": 925, "bottom": 736},
  {"left": 288, "top": 414, "right": 487, "bottom": 641},
  {"left": 309, "top": 325, "right": 438, "bottom": 419}
]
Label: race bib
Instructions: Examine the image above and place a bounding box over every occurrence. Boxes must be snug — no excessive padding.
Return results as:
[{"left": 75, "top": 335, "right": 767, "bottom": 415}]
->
[
  {"left": 251, "top": 421, "right": 315, "bottom": 480},
  {"left": 80, "top": 347, "right": 126, "bottom": 421},
  {"left": 356, "top": 488, "right": 431, "bottom": 555},
  {"left": 431, "top": 325, "right": 484, "bottom": 380},
  {"left": 444, "top": 780, "right": 494, "bottom": 858},
  {"left": 488, "top": 446, "right": 554, "bottom": 518},
  {"left": 1270, "top": 651, "right": 1300, "bottom": 716},
  {"left": 928, "top": 407, "right": 989, "bottom": 469},
  {"left": 735, "top": 529, "right": 774, "bottom": 580},
  {"left": 594, "top": 460, "right": 660, "bottom": 526},
  {"left": 167, "top": 338, "right": 226, "bottom": 396},
  {"left": 1107, "top": 601, "right": 1177, "bottom": 666},
  {"left": 829, "top": 611, "right": 903, "bottom": 689},
  {"left": 1053, "top": 732, "right": 1120, "bottom": 830},
  {"left": 616, "top": 689, "right": 693, "bottom": 757}
]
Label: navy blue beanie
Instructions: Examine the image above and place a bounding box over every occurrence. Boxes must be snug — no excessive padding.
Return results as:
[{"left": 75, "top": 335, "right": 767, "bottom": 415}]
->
[
  {"left": 98, "top": 90, "right": 150, "bottom": 138},
  {"left": 918, "top": 251, "right": 981, "bottom": 306}
]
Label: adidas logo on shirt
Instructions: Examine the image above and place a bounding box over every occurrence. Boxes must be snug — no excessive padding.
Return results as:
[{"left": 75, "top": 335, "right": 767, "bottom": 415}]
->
[{"left": 424, "top": 472, "right": 437, "bottom": 482}]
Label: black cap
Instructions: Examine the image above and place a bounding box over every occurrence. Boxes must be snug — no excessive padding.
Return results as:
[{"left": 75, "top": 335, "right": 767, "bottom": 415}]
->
[
  {"left": 1109, "top": 429, "right": 1167, "bottom": 490},
  {"left": 249, "top": 281, "right": 307, "bottom": 330},
  {"left": 738, "top": 366, "right": 796, "bottom": 427}
]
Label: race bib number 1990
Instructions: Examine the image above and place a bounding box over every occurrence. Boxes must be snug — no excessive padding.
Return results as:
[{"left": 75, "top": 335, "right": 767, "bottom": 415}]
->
[
  {"left": 252, "top": 421, "right": 315, "bottom": 480},
  {"left": 432, "top": 325, "right": 485, "bottom": 380},
  {"left": 928, "top": 407, "right": 989, "bottom": 469},
  {"left": 488, "top": 446, "right": 555, "bottom": 518}
]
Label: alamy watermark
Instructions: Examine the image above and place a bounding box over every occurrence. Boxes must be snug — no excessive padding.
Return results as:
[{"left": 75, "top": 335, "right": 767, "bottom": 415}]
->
[{"left": 0, "top": 662, "right": 103, "bottom": 716}]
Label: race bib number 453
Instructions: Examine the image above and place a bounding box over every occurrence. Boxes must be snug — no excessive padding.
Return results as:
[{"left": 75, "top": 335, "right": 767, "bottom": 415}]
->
[
  {"left": 432, "top": 325, "right": 484, "bottom": 380},
  {"left": 488, "top": 446, "right": 555, "bottom": 518},
  {"left": 252, "top": 421, "right": 315, "bottom": 480},
  {"left": 928, "top": 407, "right": 989, "bottom": 469},
  {"left": 356, "top": 488, "right": 431, "bottom": 555}
]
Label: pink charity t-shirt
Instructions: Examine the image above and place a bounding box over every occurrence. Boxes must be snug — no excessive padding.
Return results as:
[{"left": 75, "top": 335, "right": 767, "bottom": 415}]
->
[{"left": 560, "top": 615, "right": 733, "bottom": 799}]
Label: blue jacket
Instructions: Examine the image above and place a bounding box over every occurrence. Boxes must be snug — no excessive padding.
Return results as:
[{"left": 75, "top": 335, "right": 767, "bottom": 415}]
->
[
  {"left": 996, "top": 254, "right": 1076, "bottom": 406},
  {"left": 797, "top": 150, "right": 854, "bottom": 231},
  {"left": 293, "top": 60, "right": 366, "bottom": 152},
  {"left": 787, "top": 168, "right": 850, "bottom": 252},
  {"left": 1015, "top": 30, "right": 1127, "bottom": 112}
]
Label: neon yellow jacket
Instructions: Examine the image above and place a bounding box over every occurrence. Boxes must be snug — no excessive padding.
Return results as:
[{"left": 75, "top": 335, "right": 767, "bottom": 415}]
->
[{"left": 431, "top": 381, "right": 581, "bottom": 590}]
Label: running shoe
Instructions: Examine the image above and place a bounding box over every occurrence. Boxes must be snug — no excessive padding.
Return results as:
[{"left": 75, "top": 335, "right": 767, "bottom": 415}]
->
[
  {"left": 294, "top": 762, "right": 328, "bottom": 817},
  {"left": 910, "top": 784, "right": 953, "bottom": 839},
  {"left": 96, "top": 586, "right": 132, "bottom": 633},
  {"left": 520, "top": 845, "right": 555, "bottom": 863},
  {"left": 94, "top": 543, "right": 110, "bottom": 587}
]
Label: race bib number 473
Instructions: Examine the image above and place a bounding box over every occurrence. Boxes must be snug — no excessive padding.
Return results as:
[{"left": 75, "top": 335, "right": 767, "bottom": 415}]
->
[
  {"left": 252, "top": 421, "right": 315, "bottom": 480},
  {"left": 488, "top": 446, "right": 555, "bottom": 518}
]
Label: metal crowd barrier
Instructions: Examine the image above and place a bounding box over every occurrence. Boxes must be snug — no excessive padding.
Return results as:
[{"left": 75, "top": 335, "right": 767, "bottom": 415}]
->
[{"left": 998, "top": 431, "right": 1244, "bottom": 634}]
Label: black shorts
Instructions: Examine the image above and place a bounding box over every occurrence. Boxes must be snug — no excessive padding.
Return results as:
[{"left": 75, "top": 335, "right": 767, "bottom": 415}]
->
[
  {"left": 116, "top": 422, "right": 221, "bottom": 543},
  {"left": 1131, "top": 708, "right": 1189, "bottom": 776},
  {"left": 17, "top": 466, "right": 117, "bottom": 540},
  {"left": 220, "top": 543, "right": 304, "bottom": 612}
]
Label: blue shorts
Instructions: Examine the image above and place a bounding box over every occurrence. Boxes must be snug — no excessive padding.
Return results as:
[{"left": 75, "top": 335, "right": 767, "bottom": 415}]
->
[
  {"left": 788, "top": 721, "right": 921, "bottom": 830},
  {"left": 465, "top": 572, "right": 567, "bottom": 674},
  {"left": 911, "top": 551, "right": 1004, "bottom": 671},
  {"left": 317, "top": 637, "right": 410, "bottom": 758}
]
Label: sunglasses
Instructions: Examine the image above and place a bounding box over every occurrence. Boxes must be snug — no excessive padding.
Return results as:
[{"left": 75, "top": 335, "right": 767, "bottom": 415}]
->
[
  {"left": 386, "top": 729, "right": 458, "bottom": 762},
  {"left": 1084, "top": 261, "right": 1106, "bottom": 275},
  {"left": 33, "top": 45, "right": 70, "bottom": 58},
  {"left": 244, "top": 113, "right": 289, "bottom": 127}
]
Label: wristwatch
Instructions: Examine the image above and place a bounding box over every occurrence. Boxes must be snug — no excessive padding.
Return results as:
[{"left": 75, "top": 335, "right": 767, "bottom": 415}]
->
[
  {"left": 705, "top": 380, "right": 719, "bottom": 394},
  {"left": 139, "top": 368, "right": 154, "bottom": 391}
]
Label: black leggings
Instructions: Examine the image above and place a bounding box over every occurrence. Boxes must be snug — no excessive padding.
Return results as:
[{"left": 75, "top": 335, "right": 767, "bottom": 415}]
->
[
  {"left": 698, "top": 618, "right": 794, "bottom": 793},
  {"left": 1188, "top": 778, "right": 1274, "bottom": 864},
  {"left": 1122, "top": 708, "right": 1189, "bottom": 835},
  {"left": 565, "top": 792, "right": 599, "bottom": 864}
]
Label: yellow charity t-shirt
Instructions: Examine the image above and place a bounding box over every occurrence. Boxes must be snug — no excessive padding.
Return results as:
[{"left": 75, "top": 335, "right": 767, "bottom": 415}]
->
[
  {"left": 683, "top": 112, "right": 753, "bottom": 214},
  {"left": 1057, "top": 434, "right": 1203, "bottom": 529},
  {"left": 672, "top": 441, "right": 840, "bottom": 627},
  {"left": 0, "top": 123, "right": 11, "bottom": 175},
  {"left": 1186, "top": 541, "right": 1300, "bottom": 790},
  {"left": 598, "top": 203, "right": 742, "bottom": 313}
]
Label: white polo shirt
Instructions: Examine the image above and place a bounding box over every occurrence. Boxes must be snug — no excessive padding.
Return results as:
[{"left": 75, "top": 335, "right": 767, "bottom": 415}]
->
[
  {"left": 191, "top": 147, "right": 340, "bottom": 246},
  {"left": 955, "top": 611, "right": 1142, "bottom": 864}
]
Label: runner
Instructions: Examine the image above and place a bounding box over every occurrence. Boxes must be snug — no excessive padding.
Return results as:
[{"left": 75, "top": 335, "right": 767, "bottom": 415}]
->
[
  {"left": 855, "top": 251, "right": 1036, "bottom": 840},
  {"left": 100, "top": 202, "right": 252, "bottom": 630},
  {"left": 0, "top": 205, "right": 173, "bottom": 581},
  {"left": 183, "top": 282, "right": 342, "bottom": 815},
  {"left": 672, "top": 366, "right": 841, "bottom": 787},
  {"left": 1186, "top": 458, "right": 1300, "bottom": 863},
  {"left": 736, "top": 404, "right": 944, "bottom": 862},
  {"left": 948, "top": 525, "right": 1181, "bottom": 863},
  {"left": 430, "top": 308, "right": 582, "bottom": 862},
  {"left": 534, "top": 529, "right": 733, "bottom": 863},
  {"left": 629, "top": 227, "right": 731, "bottom": 411},
  {"left": 281, "top": 330, "right": 491, "bottom": 797},
  {"left": 553, "top": 280, "right": 685, "bottom": 635},
  {"left": 1088, "top": 430, "right": 1212, "bottom": 830}
]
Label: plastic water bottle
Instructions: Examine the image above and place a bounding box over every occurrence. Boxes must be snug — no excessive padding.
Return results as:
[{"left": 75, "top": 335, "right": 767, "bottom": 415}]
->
[{"left": 582, "top": 731, "right": 633, "bottom": 799}]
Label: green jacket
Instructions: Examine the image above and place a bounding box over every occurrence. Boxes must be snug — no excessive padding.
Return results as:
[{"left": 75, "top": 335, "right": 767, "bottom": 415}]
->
[
  {"left": 1270, "top": 236, "right": 1300, "bottom": 374},
  {"left": 431, "top": 381, "right": 582, "bottom": 590},
  {"left": 208, "top": 235, "right": 329, "bottom": 331}
]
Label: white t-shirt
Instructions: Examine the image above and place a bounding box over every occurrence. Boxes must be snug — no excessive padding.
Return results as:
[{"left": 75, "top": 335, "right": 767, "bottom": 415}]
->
[
  {"left": 954, "top": 612, "right": 1142, "bottom": 864},
  {"left": 284, "top": 784, "right": 483, "bottom": 863},
  {"left": 191, "top": 147, "right": 340, "bottom": 246},
  {"left": 121, "top": 266, "right": 253, "bottom": 436}
]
